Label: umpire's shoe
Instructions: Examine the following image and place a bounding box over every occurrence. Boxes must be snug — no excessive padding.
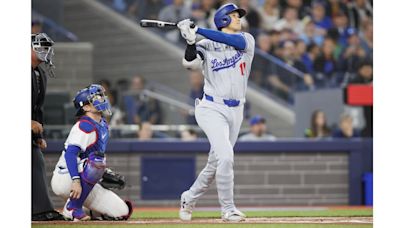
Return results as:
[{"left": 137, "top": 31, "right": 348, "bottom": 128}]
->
[
  {"left": 179, "top": 191, "right": 195, "bottom": 221},
  {"left": 32, "top": 210, "right": 66, "bottom": 221}
]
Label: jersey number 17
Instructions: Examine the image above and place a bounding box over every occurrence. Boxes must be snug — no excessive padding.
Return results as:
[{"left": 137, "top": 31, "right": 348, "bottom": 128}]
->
[{"left": 239, "top": 62, "right": 246, "bottom": 76}]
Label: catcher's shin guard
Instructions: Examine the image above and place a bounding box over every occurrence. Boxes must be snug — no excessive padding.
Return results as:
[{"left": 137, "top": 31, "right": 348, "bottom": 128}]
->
[{"left": 68, "top": 154, "right": 106, "bottom": 218}]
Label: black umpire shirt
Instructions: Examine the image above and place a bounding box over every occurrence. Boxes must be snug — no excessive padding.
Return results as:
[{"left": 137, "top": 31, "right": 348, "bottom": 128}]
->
[{"left": 32, "top": 65, "right": 47, "bottom": 142}]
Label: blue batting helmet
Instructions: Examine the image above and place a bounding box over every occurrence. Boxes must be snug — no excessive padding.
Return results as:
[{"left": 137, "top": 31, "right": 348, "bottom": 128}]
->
[
  {"left": 214, "top": 3, "right": 246, "bottom": 30},
  {"left": 73, "top": 84, "right": 112, "bottom": 116}
]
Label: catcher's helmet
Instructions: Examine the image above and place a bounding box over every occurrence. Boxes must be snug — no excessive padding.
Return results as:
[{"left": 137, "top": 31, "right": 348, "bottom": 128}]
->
[
  {"left": 73, "top": 84, "right": 112, "bottom": 116},
  {"left": 214, "top": 3, "right": 246, "bottom": 30},
  {"left": 31, "top": 33, "right": 55, "bottom": 66}
]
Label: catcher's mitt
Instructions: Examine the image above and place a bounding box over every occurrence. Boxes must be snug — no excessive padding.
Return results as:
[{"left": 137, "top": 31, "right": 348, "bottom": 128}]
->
[{"left": 99, "top": 168, "right": 126, "bottom": 190}]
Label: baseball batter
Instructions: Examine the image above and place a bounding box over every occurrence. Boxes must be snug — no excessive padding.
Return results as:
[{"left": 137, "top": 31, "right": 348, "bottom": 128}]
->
[
  {"left": 51, "top": 85, "right": 133, "bottom": 221},
  {"left": 177, "top": 3, "right": 255, "bottom": 222}
]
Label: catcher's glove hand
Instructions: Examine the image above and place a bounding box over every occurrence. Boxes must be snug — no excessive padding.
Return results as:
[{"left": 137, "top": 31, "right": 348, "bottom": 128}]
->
[{"left": 100, "top": 168, "right": 126, "bottom": 190}]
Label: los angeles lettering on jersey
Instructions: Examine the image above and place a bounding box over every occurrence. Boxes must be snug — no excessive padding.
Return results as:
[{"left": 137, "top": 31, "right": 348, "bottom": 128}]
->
[{"left": 210, "top": 51, "right": 243, "bottom": 72}]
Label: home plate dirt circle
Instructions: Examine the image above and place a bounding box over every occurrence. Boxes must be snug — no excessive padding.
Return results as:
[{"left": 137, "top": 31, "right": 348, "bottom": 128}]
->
[{"left": 32, "top": 217, "right": 373, "bottom": 225}]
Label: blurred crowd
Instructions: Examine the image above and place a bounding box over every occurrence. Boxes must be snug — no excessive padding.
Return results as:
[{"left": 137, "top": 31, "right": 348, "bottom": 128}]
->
[
  {"left": 106, "top": 0, "right": 373, "bottom": 101},
  {"left": 94, "top": 73, "right": 369, "bottom": 139},
  {"left": 36, "top": 0, "right": 373, "bottom": 140}
]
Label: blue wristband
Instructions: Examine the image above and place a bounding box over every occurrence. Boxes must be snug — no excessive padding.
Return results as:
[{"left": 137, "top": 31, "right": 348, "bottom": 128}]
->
[{"left": 197, "top": 28, "right": 246, "bottom": 50}]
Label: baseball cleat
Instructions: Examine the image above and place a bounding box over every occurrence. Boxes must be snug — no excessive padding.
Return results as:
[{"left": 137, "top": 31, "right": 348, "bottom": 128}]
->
[
  {"left": 179, "top": 191, "right": 195, "bottom": 221},
  {"left": 62, "top": 200, "right": 73, "bottom": 220},
  {"left": 221, "top": 209, "right": 246, "bottom": 222},
  {"left": 71, "top": 208, "right": 91, "bottom": 221}
]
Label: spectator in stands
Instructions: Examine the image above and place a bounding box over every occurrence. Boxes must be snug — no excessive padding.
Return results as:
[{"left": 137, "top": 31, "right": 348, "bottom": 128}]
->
[
  {"left": 314, "top": 38, "right": 338, "bottom": 87},
  {"left": 269, "top": 30, "right": 282, "bottom": 56},
  {"left": 300, "top": 20, "right": 325, "bottom": 46},
  {"left": 185, "top": 70, "right": 204, "bottom": 124},
  {"left": 98, "top": 79, "right": 113, "bottom": 96},
  {"left": 251, "top": 33, "right": 276, "bottom": 88},
  {"left": 108, "top": 92, "right": 124, "bottom": 127},
  {"left": 346, "top": 0, "right": 373, "bottom": 30},
  {"left": 279, "top": 28, "right": 297, "bottom": 43},
  {"left": 180, "top": 129, "right": 198, "bottom": 141},
  {"left": 31, "top": 19, "right": 43, "bottom": 34},
  {"left": 138, "top": 121, "right": 153, "bottom": 140},
  {"left": 296, "top": 39, "right": 314, "bottom": 74},
  {"left": 332, "top": 113, "right": 361, "bottom": 138},
  {"left": 239, "top": 115, "right": 276, "bottom": 141},
  {"left": 270, "top": 41, "right": 313, "bottom": 98},
  {"left": 327, "top": 11, "right": 353, "bottom": 47},
  {"left": 273, "top": 7, "right": 304, "bottom": 35},
  {"left": 191, "top": 0, "right": 216, "bottom": 29},
  {"left": 122, "top": 75, "right": 162, "bottom": 124},
  {"left": 137, "top": 121, "right": 168, "bottom": 140},
  {"left": 339, "top": 30, "right": 367, "bottom": 77},
  {"left": 97, "top": 79, "right": 124, "bottom": 126},
  {"left": 158, "top": 0, "right": 191, "bottom": 43},
  {"left": 359, "top": 20, "right": 373, "bottom": 60},
  {"left": 237, "top": 0, "right": 262, "bottom": 34},
  {"left": 258, "top": 0, "right": 280, "bottom": 31},
  {"left": 325, "top": 0, "right": 348, "bottom": 18},
  {"left": 311, "top": 1, "right": 333, "bottom": 31},
  {"left": 349, "top": 60, "right": 373, "bottom": 137},
  {"left": 285, "top": 0, "right": 308, "bottom": 19},
  {"left": 304, "top": 109, "right": 331, "bottom": 138},
  {"left": 351, "top": 60, "right": 372, "bottom": 85}
]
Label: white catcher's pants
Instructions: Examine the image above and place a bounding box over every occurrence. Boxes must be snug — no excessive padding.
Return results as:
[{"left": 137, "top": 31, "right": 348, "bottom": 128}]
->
[
  {"left": 186, "top": 98, "right": 243, "bottom": 213},
  {"left": 51, "top": 152, "right": 129, "bottom": 218}
]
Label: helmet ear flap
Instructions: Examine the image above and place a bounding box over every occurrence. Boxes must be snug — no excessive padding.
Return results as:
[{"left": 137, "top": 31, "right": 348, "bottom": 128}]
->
[{"left": 222, "top": 15, "right": 231, "bottom": 28}]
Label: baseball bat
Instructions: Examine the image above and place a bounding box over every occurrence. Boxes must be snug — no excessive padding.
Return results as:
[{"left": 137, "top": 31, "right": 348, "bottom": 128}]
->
[{"left": 140, "top": 19, "right": 195, "bottom": 29}]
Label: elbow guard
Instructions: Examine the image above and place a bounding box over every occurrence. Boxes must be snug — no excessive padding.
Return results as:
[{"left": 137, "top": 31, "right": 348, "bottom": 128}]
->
[{"left": 182, "top": 54, "right": 202, "bottom": 70}]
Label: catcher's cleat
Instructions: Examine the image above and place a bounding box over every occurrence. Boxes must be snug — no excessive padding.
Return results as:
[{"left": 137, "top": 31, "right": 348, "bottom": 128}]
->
[
  {"left": 62, "top": 200, "right": 73, "bottom": 220},
  {"left": 71, "top": 208, "right": 90, "bottom": 221},
  {"left": 179, "top": 191, "right": 195, "bottom": 221},
  {"left": 221, "top": 209, "right": 246, "bottom": 222}
]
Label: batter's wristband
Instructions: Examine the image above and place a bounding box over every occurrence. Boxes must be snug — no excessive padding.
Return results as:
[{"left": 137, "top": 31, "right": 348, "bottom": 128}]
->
[{"left": 185, "top": 44, "right": 197, "bottom": 61}]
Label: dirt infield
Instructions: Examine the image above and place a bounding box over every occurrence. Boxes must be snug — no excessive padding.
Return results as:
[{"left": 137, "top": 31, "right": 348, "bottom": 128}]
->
[{"left": 32, "top": 217, "right": 372, "bottom": 225}]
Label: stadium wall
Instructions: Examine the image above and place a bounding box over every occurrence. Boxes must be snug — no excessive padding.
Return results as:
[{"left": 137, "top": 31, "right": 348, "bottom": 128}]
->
[
  {"left": 44, "top": 139, "right": 372, "bottom": 208},
  {"left": 47, "top": 42, "right": 93, "bottom": 97}
]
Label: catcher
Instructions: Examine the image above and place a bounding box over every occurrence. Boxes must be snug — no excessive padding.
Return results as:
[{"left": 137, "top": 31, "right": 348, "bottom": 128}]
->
[{"left": 50, "top": 84, "right": 133, "bottom": 221}]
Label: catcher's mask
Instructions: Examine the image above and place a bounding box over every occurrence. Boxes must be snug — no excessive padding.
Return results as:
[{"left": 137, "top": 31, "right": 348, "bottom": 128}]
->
[{"left": 73, "top": 84, "right": 112, "bottom": 117}]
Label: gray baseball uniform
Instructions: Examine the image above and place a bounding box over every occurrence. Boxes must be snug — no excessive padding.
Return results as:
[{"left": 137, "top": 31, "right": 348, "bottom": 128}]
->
[{"left": 183, "top": 32, "right": 255, "bottom": 213}]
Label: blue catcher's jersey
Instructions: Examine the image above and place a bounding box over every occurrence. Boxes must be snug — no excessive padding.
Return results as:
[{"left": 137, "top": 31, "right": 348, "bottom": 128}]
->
[{"left": 64, "top": 116, "right": 109, "bottom": 159}]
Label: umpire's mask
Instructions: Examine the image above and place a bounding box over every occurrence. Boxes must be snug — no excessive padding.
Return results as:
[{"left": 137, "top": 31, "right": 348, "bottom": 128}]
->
[{"left": 31, "top": 33, "right": 55, "bottom": 66}]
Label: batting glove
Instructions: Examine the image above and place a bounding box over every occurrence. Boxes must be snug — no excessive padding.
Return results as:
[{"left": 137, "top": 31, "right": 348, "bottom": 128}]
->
[{"left": 177, "top": 19, "right": 198, "bottom": 45}]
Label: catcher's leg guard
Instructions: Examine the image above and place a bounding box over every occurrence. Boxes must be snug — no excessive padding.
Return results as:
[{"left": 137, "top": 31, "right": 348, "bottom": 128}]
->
[{"left": 67, "top": 154, "right": 106, "bottom": 219}]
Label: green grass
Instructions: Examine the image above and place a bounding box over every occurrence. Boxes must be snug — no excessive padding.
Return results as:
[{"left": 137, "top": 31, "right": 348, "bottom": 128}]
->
[
  {"left": 132, "top": 209, "right": 372, "bottom": 219},
  {"left": 31, "top": 208, "right": 373, "bottom": 228}
]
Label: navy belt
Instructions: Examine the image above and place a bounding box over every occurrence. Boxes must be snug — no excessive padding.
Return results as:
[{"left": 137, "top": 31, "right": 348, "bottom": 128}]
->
[{"left": 204, "top": 94, "right": 241, "bottom": 107}]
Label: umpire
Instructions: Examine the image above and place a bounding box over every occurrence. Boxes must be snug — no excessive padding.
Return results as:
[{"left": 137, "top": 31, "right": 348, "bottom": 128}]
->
[{"left": 31, "top": 33, "right": 64, "bottom": 221}]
